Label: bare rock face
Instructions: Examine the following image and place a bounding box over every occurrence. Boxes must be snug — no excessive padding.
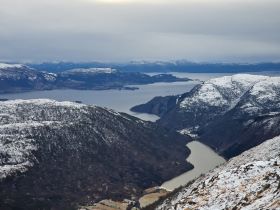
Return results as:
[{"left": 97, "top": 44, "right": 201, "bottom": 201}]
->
[
  {"left": 156, "top": 136, "right": 280, "bottom": 210},
  {"left": 0, "top": 99, "right": 193, "bottom": 210}
]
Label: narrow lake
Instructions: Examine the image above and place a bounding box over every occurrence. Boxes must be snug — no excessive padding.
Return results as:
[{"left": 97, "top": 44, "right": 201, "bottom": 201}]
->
[{"left": 161, "top": 141, "right": 226, "bottom": 191}]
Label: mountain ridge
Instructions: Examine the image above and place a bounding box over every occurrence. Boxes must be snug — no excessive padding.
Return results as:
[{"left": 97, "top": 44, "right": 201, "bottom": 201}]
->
[
  {"left": 131, "top": 74, "right": 280, "bottom": 158},
  {"left": 0, "top": 99, "right": 193, "bottom": 209}
]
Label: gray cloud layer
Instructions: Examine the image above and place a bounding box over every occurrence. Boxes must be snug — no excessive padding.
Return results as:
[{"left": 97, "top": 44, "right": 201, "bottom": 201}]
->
[{"left": 0, "top": 0, "right": 279, "bottom": 62}]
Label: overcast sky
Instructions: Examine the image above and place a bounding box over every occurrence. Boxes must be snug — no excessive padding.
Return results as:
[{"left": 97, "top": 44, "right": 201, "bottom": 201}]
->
[{"left": 0, "top": 0, "right": 279, "bottom": 63}]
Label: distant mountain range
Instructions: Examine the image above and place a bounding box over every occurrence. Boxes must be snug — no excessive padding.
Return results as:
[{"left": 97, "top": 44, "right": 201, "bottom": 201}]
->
[
  {"left": 27, "top": 61, "right": 280, "bottom": 73},
  {"left": 131, "top": 74, "right": 280, "bottom": 159},
  {"left": 0, "top": 99, "right": 192, "bottom": 209},
  {"left": 0, "top": 63, "right": 190, "bottom": 94}
]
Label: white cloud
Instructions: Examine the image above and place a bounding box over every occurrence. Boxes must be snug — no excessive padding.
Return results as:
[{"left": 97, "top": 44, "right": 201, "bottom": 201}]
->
[{"left": 0, "top": 0, "right": 279, "bottom": 62}]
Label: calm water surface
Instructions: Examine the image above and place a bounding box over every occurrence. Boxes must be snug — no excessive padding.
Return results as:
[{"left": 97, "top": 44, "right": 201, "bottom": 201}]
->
[
  {"left": 0, "top": 80, "right": 200, "bottom": 121},
  {"left": 162, "top": 141, "right": 226, "bottom": 191}
]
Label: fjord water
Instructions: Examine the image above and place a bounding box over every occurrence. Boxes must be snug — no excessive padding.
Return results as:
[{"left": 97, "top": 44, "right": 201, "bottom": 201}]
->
[
  {"left": 0, "top": 80, "right": 200, "bottom": 121},
  {"left": 162, "top": 141, "right": 226, "bottom": 191}
]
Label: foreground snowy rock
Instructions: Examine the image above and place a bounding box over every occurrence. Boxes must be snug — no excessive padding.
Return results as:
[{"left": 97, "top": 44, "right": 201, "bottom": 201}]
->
[
  {"left": 0, "top": 99, "right": 192, "bottom": 209},
  {"left": 156, "top": 136, "right": 280, "bottom": 210}
]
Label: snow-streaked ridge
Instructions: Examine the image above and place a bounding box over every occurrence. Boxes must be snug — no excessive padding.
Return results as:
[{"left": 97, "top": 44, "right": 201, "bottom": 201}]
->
[
  {"left": 177, "top": 74, "right": 280, "bottom": 136},
  {"left": 156, "top": 136, "right": 280, "bottom": 210},
  {"left": 180, "top": 74, "right": 269, "bottom": 109}
]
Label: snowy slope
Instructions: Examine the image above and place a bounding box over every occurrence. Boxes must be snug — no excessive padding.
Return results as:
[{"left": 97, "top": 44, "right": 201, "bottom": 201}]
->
[
  {"left": 177, "top": 74, "right": 270, "bottom": 131},
  {"left": 156, "top": 136, "right": 280, "bottom": 210},
  {"left": 0, "top": 99, "right": 192, "bottom": 209},
  {"left": 0, "top": 99, "right": 85, "bottom": 180},
  {"left": 133, "top": 74, "right": 279, "bottom": 134},
  {"left": 238, "top": 77, "right": 280, "bottom": 116},
  {"left": 196, "top": 75, "right": 280, "bottom": 157},
  {"left": 180, "top": 74, "right": 268, "bottom": 108}
]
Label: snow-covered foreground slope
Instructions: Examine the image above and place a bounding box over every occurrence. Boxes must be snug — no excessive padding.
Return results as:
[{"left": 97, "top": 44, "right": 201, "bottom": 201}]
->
[
  {"left": 0, "top": 99, "right": 192, "bottom": 209},
  {"left": 156, "top": 136, "right": 280, "bottom": 210}
]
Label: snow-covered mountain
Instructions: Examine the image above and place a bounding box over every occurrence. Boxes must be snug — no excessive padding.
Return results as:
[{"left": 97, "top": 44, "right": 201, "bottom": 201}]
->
[
  {"left": 155, "top": 135, "right": 280, "bottom": 210},
  {"left": 0, "top": 99, "right": 192, "bottom": 209},
  {"left": 161, "top": 74, "right": 270, "bottom": 131},
  {"left": 199, "top": 76, "right": 280, "bottom": 157},
  {"left": 0, "top": 63, "right": 57, "bottom": 93},
  {"left": 132, "top": 74, "right": 280, "bottom": 158}
]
